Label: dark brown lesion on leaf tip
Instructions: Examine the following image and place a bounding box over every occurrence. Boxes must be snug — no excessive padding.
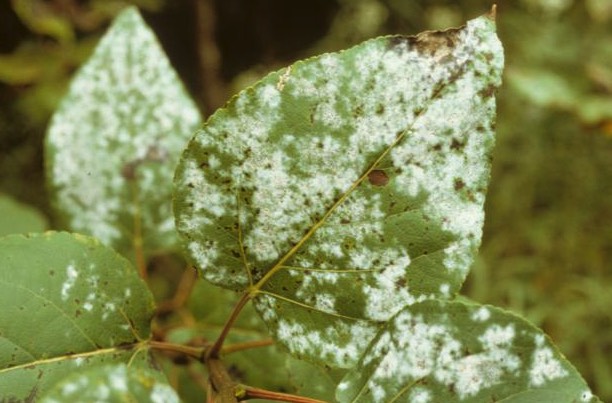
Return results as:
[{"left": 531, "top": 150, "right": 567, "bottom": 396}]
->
[
  {"left": 387, "top": 26, "right": 463, "bottom": 58},
  {"left": 368, "top": 170, "right": 389, "bottom": 186}
]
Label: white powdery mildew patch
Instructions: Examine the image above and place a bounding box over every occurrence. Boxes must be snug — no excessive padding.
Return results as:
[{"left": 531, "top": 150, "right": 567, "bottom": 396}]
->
[
  {"left": 276, "top": 318, "right": 378, "bottom": 368},
  {"left": 150, "top": 383, "right": 180, "bottom": 403},
  {"left": 471, "top": 306, "right": 491, "bottom": 322},
  {"left": 409, "top": 387, "right": 432, "bottom": 403},
  {"left": 389, "top": 17, "right": 503, "bottom": 278},
  {"left": 47, "top": 7, "right": 200, "bottom": 249},
  {"left": 60, "top": 263, "right": 78, "bottom": 301},
  {"left": 314, "top": 293, "right": 337, "bottom": 313},
  {"left": 109, "top": 364, "right": 128, "bottom": 392},
  {"left": 529, "top": 334, "right": 568, "bottom": 387},
  {"left": 361, "top": 309, "right": 521, "bottom": 401},
  {"left": 361, "top": 251, "right": 428, "bottom": 321}
]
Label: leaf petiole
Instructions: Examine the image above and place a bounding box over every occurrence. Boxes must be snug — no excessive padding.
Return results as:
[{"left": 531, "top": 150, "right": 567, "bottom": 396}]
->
[
  {"left": 207, "top": 291, "right": 252, "bottom": 359},
  {"left": 221, "top": 338, "right": 275, "bottom": 355}
]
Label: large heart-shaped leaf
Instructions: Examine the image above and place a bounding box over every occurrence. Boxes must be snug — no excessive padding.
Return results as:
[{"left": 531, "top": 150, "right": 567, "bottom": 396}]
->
[
  {"left": 46, "top": 6, "right": 201, "bottom": 259},
  {"left": 0, "top": 232, "right": 155, "bottom": 400},
  {"left": 174, "top": 13, "right": 503, "bottom": 367},
  {"left": 336, "top": 300, "right": 599, "bottom": 402}
]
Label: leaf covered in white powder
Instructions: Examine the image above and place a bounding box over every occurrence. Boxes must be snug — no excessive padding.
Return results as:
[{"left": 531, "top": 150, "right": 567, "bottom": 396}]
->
[
  {"left": 174, "top": 12, "right": 503, "bottom": 367},
  {"left": 336, "top": 300, "right": 599, "bottom": 403},
  {"left": 46, "top": 6, "right": 201, "bottom": 258}
]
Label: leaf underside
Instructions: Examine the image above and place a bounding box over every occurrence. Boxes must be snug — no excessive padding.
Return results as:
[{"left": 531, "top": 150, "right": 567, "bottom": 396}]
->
[
  {"left": 174, "top": 14, "right": 503, "bottom": 368},
  {"left": 336, "top": 300, "right": 597, "bottom": 403},
  {"left": 45, "top": 6, "right": 201, "bottom": 258},
  {"left": 0, "top": 232, "right": 155, "bottom": 401}
]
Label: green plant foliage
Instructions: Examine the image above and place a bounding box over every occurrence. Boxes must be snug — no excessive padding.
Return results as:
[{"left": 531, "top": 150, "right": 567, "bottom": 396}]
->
[
  {"left": 0, "top": 232, "right": 156, "bottom": 401},
  {"left": 174, "top": 13, "right": 502, "bottom": 368},
  {"left": 0, "top": 193, "right": 48, "bottom": 236},
  {"left": 165, "top": 280, "right": 339, "bottom": 401},
  {"left": 45, "top": 6, "right": 201, "bottom": 259},
  {"left": 40, "top": 363, "right": 179, "bottom": 402},
  {"left": 337, "top": 300, "right": 598, "bottom": 402}
]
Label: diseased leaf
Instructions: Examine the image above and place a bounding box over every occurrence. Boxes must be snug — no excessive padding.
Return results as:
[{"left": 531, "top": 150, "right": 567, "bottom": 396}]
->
[
  {"left": 0, "top": 232, "right": 155, "bottom": 401},
  {"left": 165, "top": 280, "right": 338, "bottom": 401},
  {"left": 174, "top": 13, "right": 503, "bottom": 368},
  {"left": 46, "top": 6, "right": 201, "bottom": 258},
  {"left": 0, "top": 193, "right": 48, "bottom": 236},
  {"left": 336, "top": 300, "right": 599, "bottom": 403},
  {"left": 40, "top": 363, "right": 179, "bottom": 402}
]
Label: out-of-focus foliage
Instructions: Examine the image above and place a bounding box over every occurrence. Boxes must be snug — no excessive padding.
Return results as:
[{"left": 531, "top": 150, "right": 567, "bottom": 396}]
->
[
  {"left": 0, "top": 193, "right": 47, "bottom": 236},
  {"left": 1, "top": 0, "right": 610, "bottom": 401}
]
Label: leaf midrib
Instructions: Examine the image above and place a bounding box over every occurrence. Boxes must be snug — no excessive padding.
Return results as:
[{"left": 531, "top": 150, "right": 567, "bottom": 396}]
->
[
  {"left": 249, "top": 53, "right": 470, "bottom": 294},
  {"left": 0, "top": 343, "right": 143, "bottom": 375}
]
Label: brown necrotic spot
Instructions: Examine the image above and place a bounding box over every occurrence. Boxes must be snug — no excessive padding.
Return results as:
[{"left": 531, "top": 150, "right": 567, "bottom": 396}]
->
[
  {"left": 388, "top": 26, "right": 463, "bottom": 62},
  {"left": 454, "top": 178, "right": 465, "bottom": 191},
  {"left": 368, "top": 170, "right": 389, "bottom": 186}
]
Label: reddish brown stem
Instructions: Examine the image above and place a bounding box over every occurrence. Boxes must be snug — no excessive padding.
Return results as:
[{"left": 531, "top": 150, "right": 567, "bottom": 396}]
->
[
  {"left": 149, "top": 340, "right": 206, "bottom": 360},
  {"left": 239, "top": 386, "right": 327, "bottom": 403},
  {"left": 207, "top": 292, "right": 251, "bottom": 359},
  {"left": 221, "top": 338, "right": 274, "bottom": 355}
]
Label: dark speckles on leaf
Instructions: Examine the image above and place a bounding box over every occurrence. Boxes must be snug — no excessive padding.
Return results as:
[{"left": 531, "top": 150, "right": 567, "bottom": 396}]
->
[
  {"left": 479, "top": 84, "right": 497, "bottom": 98},
  {"left": 368, "top": 170, "right": 389, "bottom": 186},
  {"left": 121, "top": 161, "right": 139, "bottom": 180},
  {"left": 450, "top": 137, "right": 465, "bottom": 151},
  {"left": 454, "top": 178, "right": 466, "bottom": 191},
  {"left": 394, "top": 278, "right": 407, "bottom": 290}
]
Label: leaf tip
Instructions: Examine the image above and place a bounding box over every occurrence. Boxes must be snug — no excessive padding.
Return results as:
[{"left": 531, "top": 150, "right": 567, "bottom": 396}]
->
[{"left": 488, "top": 4, "right": 497, "bottom": 21}]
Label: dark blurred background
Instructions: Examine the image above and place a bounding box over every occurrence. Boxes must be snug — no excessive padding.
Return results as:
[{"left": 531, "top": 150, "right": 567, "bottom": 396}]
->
[{"left": 1, "top": 0, "right": 610, "bottom": 399}]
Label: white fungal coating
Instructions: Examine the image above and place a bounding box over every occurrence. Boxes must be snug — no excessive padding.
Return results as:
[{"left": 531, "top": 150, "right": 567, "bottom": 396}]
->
[
  {"left": 176, "top": 14, "right": 503, "bottom": 366},
  {"left": 529, "top": 334, "right": 568, "bottom": 387},
  {"left": 336, "top": 301, "right": 589, "bottom": 403},
  {"left": 46, "top": 7, "right": 201, "bottom": 254},
  {"left": 61, "top": 263, "right": 78, "bottom": 301}
]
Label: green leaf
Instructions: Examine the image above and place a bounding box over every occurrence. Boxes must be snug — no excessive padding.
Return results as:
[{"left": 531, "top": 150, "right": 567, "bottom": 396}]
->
[
  {"left": 40, "top": 363, "right": 179, "bottom": 402},
  {"left": 12, "top": 0, "right": 75, "bottom": 44},
  {"left": 0, "top": 193, "right": 48, "bottom": 236},
  {"left": 336, "top": 300, "right": 598, "bottom": 403},
  {"left": 0, "top": 232, "right": 155, "bottom": 401},
  {"left": 46, "top": 6, "right": 201, "bottom": 259},
  {"left": 174, "top": 13, "right": 503, "bottom": 368}
]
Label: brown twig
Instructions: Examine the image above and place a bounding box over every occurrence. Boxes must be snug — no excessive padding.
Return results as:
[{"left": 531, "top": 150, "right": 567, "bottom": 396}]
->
[
  {"left": 156, "top": 266, "right": 198, "bottom": 314},
  {"left": 221, "top": 338, "right": 275, "bottom": 355},
  {"left": 206, "top": 291, "right": 251, "bottom": 359},
  {"left": 149, "top": 340, "right": 207, "bottom": 360},
  {"left": 238, "top": 385, "right": 327, "bottom": 403}
]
